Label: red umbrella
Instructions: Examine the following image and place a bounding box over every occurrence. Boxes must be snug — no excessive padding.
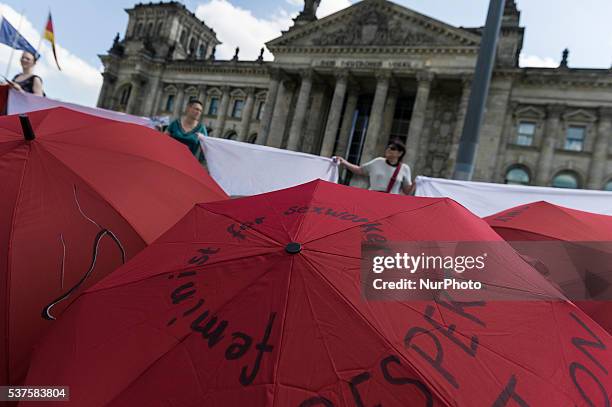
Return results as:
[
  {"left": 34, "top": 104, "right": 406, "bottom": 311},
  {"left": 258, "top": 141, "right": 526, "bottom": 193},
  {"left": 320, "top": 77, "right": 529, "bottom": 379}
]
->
[
  {"left": 0, "top": 108, "right": 227, "bottom": 385},
  {"left": 24, "top": 181, "right": 611, "bottom": 406},
  {"left": 486, "top": 201, "right": 612, "bottom": 333}
]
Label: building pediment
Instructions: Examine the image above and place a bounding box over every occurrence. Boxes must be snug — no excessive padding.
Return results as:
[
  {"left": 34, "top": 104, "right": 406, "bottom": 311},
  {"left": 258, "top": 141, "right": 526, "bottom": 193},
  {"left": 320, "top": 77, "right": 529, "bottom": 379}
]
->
[{"left": 267, "top": 0, "right": 480, "bottom": 52}]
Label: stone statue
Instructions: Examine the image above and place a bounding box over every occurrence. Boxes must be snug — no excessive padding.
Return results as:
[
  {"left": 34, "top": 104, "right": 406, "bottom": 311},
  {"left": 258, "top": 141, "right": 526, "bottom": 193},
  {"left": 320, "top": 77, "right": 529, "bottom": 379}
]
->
[
  {"left": 209, "top": 46, "right": 216, "bottom": 61},
  {"left": 560, "top": 48, "right": 569, "bottom": 68},
  {"left": 293, "top": 0, "right": 320, "bottom": 25},
  {"left": 257, "top": 47, "right": 264, "bottom": 63},
  {"left": 109, "top": 32, "right": 125, "bottom": 56},
  {"left": 233, "top": 46, "right": 240, "bottom": 61}
]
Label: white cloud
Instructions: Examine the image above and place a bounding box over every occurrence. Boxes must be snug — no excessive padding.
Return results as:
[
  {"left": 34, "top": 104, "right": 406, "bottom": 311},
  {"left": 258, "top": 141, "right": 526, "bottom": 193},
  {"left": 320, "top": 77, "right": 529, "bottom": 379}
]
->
[
  {"left": 0, "top": 4, "right": 102, "bottom": 106},
  {"left": 317, "top": 0, "right": 352, "bottom": 18},
  {"left": 196, "top": 0, "right": 296, "bottom": 61},
  {"left": 195, "top": 0, "right": 352, "bottom": 61},
  {"left": 519, "top": 54, "right": 558, "bottom": 68}
]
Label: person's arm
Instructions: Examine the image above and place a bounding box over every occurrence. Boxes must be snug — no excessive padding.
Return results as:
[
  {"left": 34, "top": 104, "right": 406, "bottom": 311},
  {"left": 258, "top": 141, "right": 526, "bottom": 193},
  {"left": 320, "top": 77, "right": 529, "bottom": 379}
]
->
[
  {"left": 400, "top": 164, "right": 414, "bottom": 195},
  {"left": 31, "top": 77, "right": 43, "bottom": 96},
  {"left": 6, "top": 79, "right": 23, "bottom": 93},
  {"left": 334, "top": 156, "right": 365, "bottom": 176},
  {"left": 401, "top": 181, "right": 415, "bottom": 195}
]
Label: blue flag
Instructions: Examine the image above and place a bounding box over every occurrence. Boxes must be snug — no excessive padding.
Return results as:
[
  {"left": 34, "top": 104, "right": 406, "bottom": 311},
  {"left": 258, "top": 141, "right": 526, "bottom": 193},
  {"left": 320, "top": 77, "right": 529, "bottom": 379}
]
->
[{"left": 0, "top": 17, "right": 39, "bottom": 59}]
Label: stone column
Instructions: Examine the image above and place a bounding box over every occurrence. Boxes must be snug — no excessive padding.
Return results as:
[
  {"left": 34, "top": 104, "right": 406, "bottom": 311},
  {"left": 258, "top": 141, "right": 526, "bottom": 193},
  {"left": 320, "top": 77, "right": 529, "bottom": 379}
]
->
[
  {"left": 335, "top": 90, "right": 359, "bottom": 158},
  {"left": 587, "top": 107, "right": 612, "bottom": 189},
  {"left": 405, "top": 71, "right": 434, "bottom": 169},
  {"left": 126, "top": 75, "right": 146, "bottom": 116},
  {"left": 445, "top": 76, "right": 472, "bottom": 175},
  {"left": 197, "top": 84, "right": 207, "bottom": 104},
  {"left": 379, "top": 86, "right": 399, "bottom": 153},
  {"left": 238, "top": 87, "right": 256, "bottom": 142},
  {"left": 492, "top": 102, "right": 518, "bottom": 182},
  {"left": 302, "top": 88, "right": 326, "bottom": 153},
  {"left": 142, "top": 76, "right": 162, "bottom": 116},
  {"left": 257, "top": 69, "right": 282, "bottom": 145},
  {"left": 267, "top": 80, "right": 295, "bottom": 148},
  {"left": 360, "top": 71, "right": 391, "bottom": 164},
  {"left": 97, "top": 72, "right": 116, "bottom": 109},
  {"left": 535, "top": 104, "right": 564, "bottom": 186},
  {"left": 172, "top": 84, "right": 185, "bottom": 119},
  {"left": 214, "top": 85, "right": 231, "bottom": 138},
  {"left": 320, "top": 71, "right": 348, "bottom": 157},
  {"left": 286, "top": 69, "right": 314, "bottom": 151}
]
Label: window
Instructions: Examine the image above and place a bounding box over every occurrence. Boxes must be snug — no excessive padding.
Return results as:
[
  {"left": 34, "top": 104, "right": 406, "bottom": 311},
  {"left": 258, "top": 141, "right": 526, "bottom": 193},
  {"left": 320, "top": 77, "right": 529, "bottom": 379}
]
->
[
  {"left": 552, "top": 171, "right": 579, "bottom": 189},
  {"left": 256, "top": 101, "right": 265, "bottom": 120},
  {"left": 197, "top": 44, "right": 206, "bottom": 59},
  {"left": 135, "top": 23, "right": 143, "bottom": 37},
  {"left": 604, "top": 180, "right": 612, "bottom": 191},
  {"left": 179, "top": 30, "right": 186, "bottom": 47},
  {"left": 208, "top": 97, "right": 219, "bottom": 115},
  {"left": 225, "top": 131, "right": 237, "bottom": 140},
  {"left": 156, "top": 21, "right": 163, "bottom": 36},
  {"left": 516, "top": 122, "right": 535, "bottom": 146},
  {"left": 565, "top": 126, "right": 586, "bottom": 151},
  {"left": 119, "top": 85, "right": 132, "bottom": 108},
  {"left": 232, "top": 100, "right": 245, "bottom": 118},
  {"left": 146, "top": 22, "right": 153, "bottom": 37},
  {"left": 248, "top": 133, "right": 258, "bottom": 144},
  {"left": 165, "top": 94, "right": 175, "bottom": 112},
  {"left": 188, "top": 38, "right": 196, "bottom": 55},
  {"left": 505, "top": 166, "right": 530, "bottom": 185}
]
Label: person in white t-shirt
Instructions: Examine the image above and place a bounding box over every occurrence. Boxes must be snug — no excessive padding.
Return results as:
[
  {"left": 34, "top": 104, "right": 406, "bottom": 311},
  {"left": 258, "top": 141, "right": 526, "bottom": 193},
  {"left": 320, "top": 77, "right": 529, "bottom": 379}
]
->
[{"left": 334, "top": 139, "right": 414, "bottom": 195}]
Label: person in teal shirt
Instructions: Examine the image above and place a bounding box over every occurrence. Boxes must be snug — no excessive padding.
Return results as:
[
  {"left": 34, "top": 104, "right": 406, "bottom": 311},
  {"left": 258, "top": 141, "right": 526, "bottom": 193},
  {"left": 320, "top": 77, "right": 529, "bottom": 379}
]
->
[{"left": 165, "top": 99, "right": 208, "bottom": 161}]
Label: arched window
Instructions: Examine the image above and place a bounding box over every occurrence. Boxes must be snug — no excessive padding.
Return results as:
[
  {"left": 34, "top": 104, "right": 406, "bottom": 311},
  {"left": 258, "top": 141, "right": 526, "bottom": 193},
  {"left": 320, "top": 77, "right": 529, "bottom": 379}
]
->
[
  {"left": 248, "top": 133, "right": 258, "bottom": 144},
  {"left": 505, "top": 165, "right": 530, "bottom": 185},
  {"left": 604, "top": 180, "right": 612, "bottom": 191},
  {"left": 118, "top": 85, "right": 132, "bottom": 109},
  {"left": 179, "top": 30, "right": 186, "bottom": 47},
  {"left": 146, "top": 22, "right": 154, "bottom": 37},
  {"left": 136, "top": 23, "right": 143, "bottom": 37},
  {"left": 551, "top": 171, "right": 580, "bottom": 189},
  {"left": 225, "top": 131, "right": 237, "bottom": 140},
  {"left": 156, "top": 21, "right": 163, "bottom": 36},
  {"left": 197, "top": 44, "right": 206, "bottom": 59},
  {"left": 188, "top": 37, "right": 196, "bottom": 55},
  {"left": 165, "top": 94, "right": 175, "bottom": 112}
]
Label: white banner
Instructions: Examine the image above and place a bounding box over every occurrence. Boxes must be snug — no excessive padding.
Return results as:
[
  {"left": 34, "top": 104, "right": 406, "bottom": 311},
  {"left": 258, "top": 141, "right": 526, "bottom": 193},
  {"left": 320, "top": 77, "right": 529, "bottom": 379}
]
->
[
  {"left": 200, "top": 136, "right": 339, "bottom": 196},
  {"left": 7, "top": 89, "right": 153, "bottom": 127},
  {"left": 415, "top": 176, "right": 612, "bottom": 217}
]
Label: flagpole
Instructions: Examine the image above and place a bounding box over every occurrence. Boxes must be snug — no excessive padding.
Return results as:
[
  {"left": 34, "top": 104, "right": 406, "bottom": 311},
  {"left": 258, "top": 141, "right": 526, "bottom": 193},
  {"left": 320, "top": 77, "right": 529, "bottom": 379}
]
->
[{"left": 4, "top": 9, "right": 25, "bottom": 77}]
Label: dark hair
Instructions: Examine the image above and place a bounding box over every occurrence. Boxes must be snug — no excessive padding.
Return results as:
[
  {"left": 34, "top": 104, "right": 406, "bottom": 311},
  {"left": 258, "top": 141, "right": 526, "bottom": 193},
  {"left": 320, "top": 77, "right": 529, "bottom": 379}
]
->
[
  {"left": 187, "top": 99, "right": 203, "bottom": 107},
  {"left": 22, "top": 50, "right": 39, "bottom": 63},
  {"left": 386, "top": 138, "right": 406, "bottom": 161}
]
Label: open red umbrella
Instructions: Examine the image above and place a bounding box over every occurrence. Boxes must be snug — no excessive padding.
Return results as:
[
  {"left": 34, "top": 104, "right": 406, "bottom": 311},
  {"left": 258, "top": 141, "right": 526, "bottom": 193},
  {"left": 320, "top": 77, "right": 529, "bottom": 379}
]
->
[
  {"left": 0, "top": 107, "right": 227, "bottom": 385},
  {"left": 24, "top": 181, "right": 611, "bottom": 406},
  {"left": 485, "top": 201, "right": 612, "bottom": 333}
]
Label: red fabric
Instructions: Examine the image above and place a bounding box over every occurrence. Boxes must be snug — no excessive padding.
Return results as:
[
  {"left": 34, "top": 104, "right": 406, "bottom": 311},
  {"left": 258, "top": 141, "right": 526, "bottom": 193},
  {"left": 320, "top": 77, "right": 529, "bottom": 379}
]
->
[
  {"left": 24, "top": 181, "right": 611, "bottom": 406},
  {"left": 0, "top": 84, "right": 9, "bottom": 115},
  {"left": 0, "top": 107, "right": 227, "bottom": 385},
  {"left": 45, "top": 13, "right": 54, "bottom": 34},
  {"left": 486, "top": 201, "right": 612, "bottom": 334}
]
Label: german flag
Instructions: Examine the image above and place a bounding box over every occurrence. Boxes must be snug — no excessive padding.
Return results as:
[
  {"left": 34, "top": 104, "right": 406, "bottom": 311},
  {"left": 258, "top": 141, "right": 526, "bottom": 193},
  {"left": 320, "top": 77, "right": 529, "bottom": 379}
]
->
[{"left": 43, "top": 12, "right": 61, "bottom": 70}]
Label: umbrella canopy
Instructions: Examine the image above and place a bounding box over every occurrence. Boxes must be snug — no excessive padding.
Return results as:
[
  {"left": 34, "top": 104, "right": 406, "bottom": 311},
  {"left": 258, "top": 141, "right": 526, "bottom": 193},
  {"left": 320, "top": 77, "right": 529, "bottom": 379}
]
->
[
  {"left": 24, "top": 181, "right": 611, "bottom": 406},
  {"left": 485, "top": 201, "right": 612, "bottom": 333},
  {"left": 1, "top": 107, "right": 227, "bottom": 384}
]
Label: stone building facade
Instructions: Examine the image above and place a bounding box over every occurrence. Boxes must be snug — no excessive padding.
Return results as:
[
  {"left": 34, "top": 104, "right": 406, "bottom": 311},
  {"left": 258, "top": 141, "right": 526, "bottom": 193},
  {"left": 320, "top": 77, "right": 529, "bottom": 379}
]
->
[{"left": 97, "top": 0, "right": 612, "bottom": 190}]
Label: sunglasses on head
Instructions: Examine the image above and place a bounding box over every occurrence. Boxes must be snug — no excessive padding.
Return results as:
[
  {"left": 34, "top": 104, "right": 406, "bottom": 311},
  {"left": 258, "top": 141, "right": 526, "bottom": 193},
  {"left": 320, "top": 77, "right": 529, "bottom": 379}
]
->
[{"left": 387, "top": 145, "right": 399, "bottom": 151}]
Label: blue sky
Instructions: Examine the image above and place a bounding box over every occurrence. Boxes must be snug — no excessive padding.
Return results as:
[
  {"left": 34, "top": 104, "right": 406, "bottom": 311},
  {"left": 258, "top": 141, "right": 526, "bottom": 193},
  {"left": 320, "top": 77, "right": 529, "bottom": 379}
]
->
[{"left": 2, "top": 0, "right": 611, "bottom": 108}]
